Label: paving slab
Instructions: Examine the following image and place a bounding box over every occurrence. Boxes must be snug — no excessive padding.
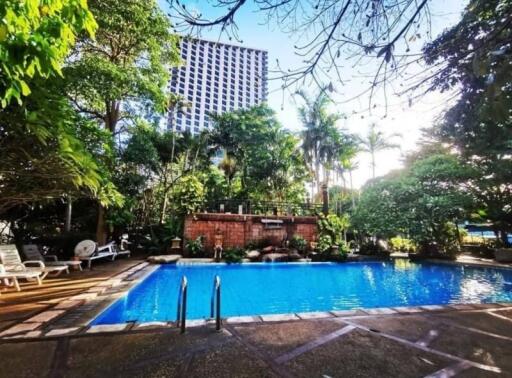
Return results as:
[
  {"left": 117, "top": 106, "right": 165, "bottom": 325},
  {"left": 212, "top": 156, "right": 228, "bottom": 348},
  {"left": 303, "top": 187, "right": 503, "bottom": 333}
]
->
[
  {"left": 226, "top": 316, "right": 261, "bottom": 324},
  {"left": 233, "top": 319, "right": 342, "bottom": 357},
  {"left": 26, "top": 309, "right": 65, "bottom": 323},
  {"left": 285, "top": 328, "right": 451, "bottom": 378},
  {"left": 348, "top": 314, "right": 444, "bottom": 342},
  {"left": 430, "top": 311, "right": 512, "bottom": 338},
  {"left": 260, "top": 313, "right": 299, "bottom": 322},
  {"left": 330, "top": 309, "right": 368, "bottom": 317},
  {"left": 296, "top": 311, "right": 333, "bottom": 319},
  {"left": 87, "top": 324, "right": 128, "bottom": 333},
  {"left": 0, "top": 321, "right": 40, "bottom": 336},
  {"left": 66, "top": 327, "right": 233, "bottom": 377},
  {"left": 428, "top": 322, "right": 512, "bottom": 372},
  {"left": 363, "top": 307, "right": 397, "bottom": 315},
  {"left": 0, "top": 340, "right": 57, "bottom": 377}
]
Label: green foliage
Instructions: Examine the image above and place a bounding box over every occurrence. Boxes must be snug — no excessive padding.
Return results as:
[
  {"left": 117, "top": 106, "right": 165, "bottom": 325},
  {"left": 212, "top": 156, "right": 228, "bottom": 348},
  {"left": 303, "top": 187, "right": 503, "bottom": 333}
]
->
[
  {"left": 289, "top": 235, "right": 307, "bottom": 253},
  {"left": 389, "top": 237, "right": 416, "bottom": 253},
  {"left": 0, "top": 0, "right": 97, "bottom": 106},
  {"left": 186, "top": 236, "right": 204, "bottom": 256},
  {"left": 317, "top": 234, "right": 333, "bottom": 253},
  {"left": 223, "top": 247, "right": 245, "bottom": 263},
  {"left": 0, "top": 80, "right": 122, "bottom": 215},
  {"left": 296, "top": 88, "right": 358, "bottom": 193},
  {"left": 63, "top": 0, "right": 180, "bottom": 133},
  {"left": 171, "top": 175, "right": 205, "bottom": 215},
  {"left": 317, "top": 213, "right": 349, "bottom": 246},
  {"left": 353, "top": 151, "right": 473, "bottom": 257},
  {"left": 424, "top": 0, "right": 512, "bottom": 246},
  {"left": 210, "top": 104, "right": 309, "bottom": 202}
]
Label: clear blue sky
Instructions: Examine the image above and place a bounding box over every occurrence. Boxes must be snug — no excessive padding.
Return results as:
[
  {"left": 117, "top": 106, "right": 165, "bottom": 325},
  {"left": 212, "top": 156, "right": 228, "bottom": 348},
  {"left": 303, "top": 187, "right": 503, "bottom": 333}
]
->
[{"left": 159, "top": 0, "right": 468, "bottom": 187}]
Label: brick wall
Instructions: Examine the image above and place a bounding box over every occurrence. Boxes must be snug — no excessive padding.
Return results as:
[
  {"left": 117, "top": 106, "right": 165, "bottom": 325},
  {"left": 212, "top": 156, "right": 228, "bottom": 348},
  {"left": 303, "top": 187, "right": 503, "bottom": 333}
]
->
[{"left": 183, "top": 213, "right": 318, "bottom": 254}]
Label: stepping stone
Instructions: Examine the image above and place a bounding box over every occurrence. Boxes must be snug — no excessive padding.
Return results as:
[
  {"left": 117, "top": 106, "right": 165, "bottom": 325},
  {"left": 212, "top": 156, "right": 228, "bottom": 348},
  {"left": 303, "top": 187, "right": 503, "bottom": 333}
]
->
[
  {"left": 260, "top": 314, "right": 299, "bottom": 322},
  {"left": 297, "top": 312, "right": 333, "bottom": 319},
  {"left": 26, "top": 310, "right": 65, "bottom": 323},
  {"left": 86, "top": 324, "right": 128, "bottom": 333},
  {"left": 45, "top": 328, "right": 80, "bottom": 337}
]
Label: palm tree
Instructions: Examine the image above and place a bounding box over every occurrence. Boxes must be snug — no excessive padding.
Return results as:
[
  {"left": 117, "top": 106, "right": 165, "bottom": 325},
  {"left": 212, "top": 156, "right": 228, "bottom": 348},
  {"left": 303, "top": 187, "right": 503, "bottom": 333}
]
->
[
  {"left": 296, "top": 88, "right": 342, "bottom": 195},
  {"left": 358, "top": 123, "right": 401, "bottom": 179}
]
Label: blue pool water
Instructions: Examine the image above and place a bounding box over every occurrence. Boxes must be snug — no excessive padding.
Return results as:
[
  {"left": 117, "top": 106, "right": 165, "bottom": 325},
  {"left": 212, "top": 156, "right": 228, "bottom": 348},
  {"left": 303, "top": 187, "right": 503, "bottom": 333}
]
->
[{"left": 92, "top": 260, "right": 512, "bottom": 324}]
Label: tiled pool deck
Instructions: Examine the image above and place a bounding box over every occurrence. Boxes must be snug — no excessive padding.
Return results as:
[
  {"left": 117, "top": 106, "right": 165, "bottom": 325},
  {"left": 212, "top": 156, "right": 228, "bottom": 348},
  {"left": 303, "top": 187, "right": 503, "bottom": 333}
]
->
[{"left": 1, "top": 258, "right": 512, "bottom": 377}]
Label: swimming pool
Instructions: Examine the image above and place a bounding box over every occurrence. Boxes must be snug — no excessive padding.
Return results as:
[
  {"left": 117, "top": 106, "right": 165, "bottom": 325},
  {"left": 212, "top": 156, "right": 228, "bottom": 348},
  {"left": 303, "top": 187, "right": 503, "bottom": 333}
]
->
[{"left": 92, "top": 260, "right": 512, "bottom": 324}]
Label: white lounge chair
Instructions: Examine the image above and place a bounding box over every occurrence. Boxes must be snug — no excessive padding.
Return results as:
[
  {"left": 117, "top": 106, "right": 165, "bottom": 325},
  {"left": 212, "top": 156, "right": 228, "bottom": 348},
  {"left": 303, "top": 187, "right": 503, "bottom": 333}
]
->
[
  {"left": 23, "top": 244, "right": 83, "bottom": 271},
  {"left": 0, "top": 245, "right": 69, "bottom": 279},
  {"left": 75, "top": 240, "right": 115, "bottom": 269},
  {"left": 0, "top": 263, "right": 42, "bottom": 293}
]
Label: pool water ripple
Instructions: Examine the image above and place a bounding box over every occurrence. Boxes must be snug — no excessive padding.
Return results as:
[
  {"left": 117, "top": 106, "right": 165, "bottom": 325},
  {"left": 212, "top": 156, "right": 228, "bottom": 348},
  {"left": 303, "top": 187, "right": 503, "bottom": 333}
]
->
[{"left": 92, "top": 260, "right": 512, "bottom": 324}]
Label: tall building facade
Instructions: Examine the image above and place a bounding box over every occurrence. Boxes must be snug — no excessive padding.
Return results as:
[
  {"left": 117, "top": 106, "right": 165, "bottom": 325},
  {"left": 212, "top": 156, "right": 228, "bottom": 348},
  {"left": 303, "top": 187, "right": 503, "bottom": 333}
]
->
[{"left": 167, "top": 38, "right": 268, "bottom": 134}]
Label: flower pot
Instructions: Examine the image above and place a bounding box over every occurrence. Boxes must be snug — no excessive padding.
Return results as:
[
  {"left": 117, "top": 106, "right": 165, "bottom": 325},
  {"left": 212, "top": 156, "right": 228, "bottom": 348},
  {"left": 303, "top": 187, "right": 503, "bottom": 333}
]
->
[{"left": 494, "top": 248, "right": 512, "bottom": 263}]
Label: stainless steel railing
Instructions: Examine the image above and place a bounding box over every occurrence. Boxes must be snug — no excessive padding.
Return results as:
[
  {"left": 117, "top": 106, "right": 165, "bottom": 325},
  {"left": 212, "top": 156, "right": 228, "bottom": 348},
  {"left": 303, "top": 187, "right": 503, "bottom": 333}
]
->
[
  {"left": 210, "top": 275, "right": 221, "bottom": 331},
  {"left": 176, "top": 276, "right": 188, "bottom": 333}
]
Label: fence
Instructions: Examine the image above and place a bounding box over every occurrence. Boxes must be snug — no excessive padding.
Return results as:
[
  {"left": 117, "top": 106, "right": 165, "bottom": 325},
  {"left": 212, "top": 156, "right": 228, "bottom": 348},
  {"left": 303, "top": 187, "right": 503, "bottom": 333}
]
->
[{"left": 202, "top": 199, "right": 325, "bottom": 217}]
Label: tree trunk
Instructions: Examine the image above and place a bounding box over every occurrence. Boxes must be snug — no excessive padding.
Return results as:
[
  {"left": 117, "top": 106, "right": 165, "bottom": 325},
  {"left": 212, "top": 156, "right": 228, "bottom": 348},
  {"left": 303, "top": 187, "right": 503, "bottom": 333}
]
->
[
  {"left": 349, "top": 170, "right": 355, "bottom": 210},
  {"left": 64, "top": 197, "right": 72, "bottom": 232},
  {"left": 371, "top": 152, "right": 376, "bottom": 179},
  {"left": 96, "top": 203, "right": 107, "bottom": 244}
]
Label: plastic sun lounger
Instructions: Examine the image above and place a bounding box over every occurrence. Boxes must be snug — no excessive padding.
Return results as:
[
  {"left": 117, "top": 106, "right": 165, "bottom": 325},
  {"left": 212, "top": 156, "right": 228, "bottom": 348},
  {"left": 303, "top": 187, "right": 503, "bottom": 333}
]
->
[
  {"left": 0, "top": 245, "right": 69, "bottom": 279},
  {"left": 23, "top": 244, "right": 83, "bottom": 271},
  {"left": 75, "top": 240, "right": 116, "bottom": 270},
  {"left": 0, "top": 263, "right": 42, "bottom": 293}
]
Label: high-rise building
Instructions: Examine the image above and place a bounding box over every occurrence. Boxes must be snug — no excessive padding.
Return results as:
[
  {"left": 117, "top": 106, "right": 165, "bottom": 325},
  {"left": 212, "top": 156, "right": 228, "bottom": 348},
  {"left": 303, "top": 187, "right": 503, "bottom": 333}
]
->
[{"left": 167, "top": 37, "right": 268, "bottom": 134}]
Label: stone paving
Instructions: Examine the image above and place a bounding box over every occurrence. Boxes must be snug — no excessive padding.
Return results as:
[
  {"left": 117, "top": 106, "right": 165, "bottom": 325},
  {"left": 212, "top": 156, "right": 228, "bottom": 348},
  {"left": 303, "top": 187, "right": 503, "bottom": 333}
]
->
[
  {"left": 1, "top": 258, "right": 512, "bottom": 377},
  {"left": 1, "top": 306, "right": 512, "bottom": 377}
]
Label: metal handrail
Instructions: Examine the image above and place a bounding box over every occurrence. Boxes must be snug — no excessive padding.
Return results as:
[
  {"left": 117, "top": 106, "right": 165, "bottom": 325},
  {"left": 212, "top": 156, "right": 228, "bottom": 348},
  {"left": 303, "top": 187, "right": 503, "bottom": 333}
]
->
[
  {"left": 176, "top": 276, "right": 188, "bottom": 334},
  {"left": 210, "top": 275, "right": 221, "bottom": 331}
]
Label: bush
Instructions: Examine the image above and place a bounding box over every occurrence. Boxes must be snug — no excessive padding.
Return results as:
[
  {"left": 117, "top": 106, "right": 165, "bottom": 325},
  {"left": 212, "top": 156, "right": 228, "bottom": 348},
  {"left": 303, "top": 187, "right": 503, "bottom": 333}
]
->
[
  {"left": 224, "top": 247, "right": 245, "bottom": 263},
  {"left": 290, "top": 235, "right": 307, "bottom": 253},
  {"left": 389, "top": 236, "right": 416, "bottom": 252},
  {"left": 186, "top": 236, "right": 204, "bottom": 256},
  {"left": 317, "top": 234, "right": 333, "bottom": 253}
]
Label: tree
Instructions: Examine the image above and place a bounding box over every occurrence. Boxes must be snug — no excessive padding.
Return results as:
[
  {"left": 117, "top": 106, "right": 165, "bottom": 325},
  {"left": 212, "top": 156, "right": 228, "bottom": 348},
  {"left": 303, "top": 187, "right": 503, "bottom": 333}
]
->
[
  {"left": 210, "top": 104, "right": 309, "bottom": 203},
  {"left": 168, "top": 0, "right": 434, "bottom": 96},
  {"left": 64, "top": 0, "right": 180, "bottom": 134},
  {"left": 353, "top": 151, "right": 475, "bottom": 256},
  {"left": 0, "top": 80, "right": 122, "bottom": 216},
  {"left": 296, "top": 88, "right": 356, "bottom": 196},
  {"left": 358, "top": 123, "right": 400, "bottom": 179},
  {"left": 423, "top": 0, "right": 512, "bottom": 245},
  {"left": 115, "top": 123, "right": 213, "bottom": 228},
  {"left": 61, "top": 0, "right": 181, "bottom": 241},
  {"left": 0, "top": 0, "right": 97, "bottom": 106}
]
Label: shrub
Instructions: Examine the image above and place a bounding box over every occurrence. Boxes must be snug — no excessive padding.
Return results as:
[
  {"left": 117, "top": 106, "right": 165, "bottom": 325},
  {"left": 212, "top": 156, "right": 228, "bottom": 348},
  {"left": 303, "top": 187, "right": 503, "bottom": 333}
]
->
[
  {"left": 317, "top": 213, "right": 349, "bottom": 245},
  {"left": 224, "top": 247, "right": 245, "bottom": 263},
  {"left": 317, "top": 234, "right": 333, "bottom": 253},
  {"left": 290, "top": 235, "right": 307, "bottom": 253},
  {"left": 186, "top": 236, "right": 204, "bottom": 256},
  {"left": 389, "top": 236, "right": 416, "bottom": 252}
]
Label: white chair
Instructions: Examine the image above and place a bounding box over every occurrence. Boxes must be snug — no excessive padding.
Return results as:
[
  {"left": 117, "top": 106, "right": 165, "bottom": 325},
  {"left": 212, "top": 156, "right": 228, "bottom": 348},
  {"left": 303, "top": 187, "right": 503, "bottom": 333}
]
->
[
  {"left": 0, "top": 245, "right": 68, "bottom": 279},
  {"left": 75, "top": 240, "right": 115, "bottom": 269},
  {"left": 23, "top": 244, "right": 83, "bottom": 271},
  {"left": 0, "top": 263, "right": 42, "bottom": 293}
]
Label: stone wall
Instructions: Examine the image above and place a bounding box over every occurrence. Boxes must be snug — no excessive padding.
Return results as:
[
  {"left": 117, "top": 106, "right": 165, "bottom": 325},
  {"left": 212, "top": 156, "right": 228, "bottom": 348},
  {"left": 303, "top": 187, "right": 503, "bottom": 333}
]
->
[{"left": 183, "top": 213, "right": 318, "bottom": 253}]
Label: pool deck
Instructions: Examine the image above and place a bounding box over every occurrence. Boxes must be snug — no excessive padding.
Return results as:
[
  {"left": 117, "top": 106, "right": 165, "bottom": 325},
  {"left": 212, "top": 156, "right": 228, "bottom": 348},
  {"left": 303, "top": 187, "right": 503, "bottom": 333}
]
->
[{"left": 1, "top": 257, "right": 512, "bottom": 377}]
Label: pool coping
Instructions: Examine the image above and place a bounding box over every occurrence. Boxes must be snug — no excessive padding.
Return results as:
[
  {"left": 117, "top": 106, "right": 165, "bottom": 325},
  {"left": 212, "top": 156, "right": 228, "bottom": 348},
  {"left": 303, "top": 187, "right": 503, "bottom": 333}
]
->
[{"left": 1, "top": 260, "right": 512, "bottom": 340}]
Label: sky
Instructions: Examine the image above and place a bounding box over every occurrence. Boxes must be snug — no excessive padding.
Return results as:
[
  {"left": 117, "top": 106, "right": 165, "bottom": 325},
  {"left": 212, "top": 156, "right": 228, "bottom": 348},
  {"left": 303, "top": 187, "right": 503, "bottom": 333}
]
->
[{"left": 159, "top": 0, "right": 468, "bottom": 188}]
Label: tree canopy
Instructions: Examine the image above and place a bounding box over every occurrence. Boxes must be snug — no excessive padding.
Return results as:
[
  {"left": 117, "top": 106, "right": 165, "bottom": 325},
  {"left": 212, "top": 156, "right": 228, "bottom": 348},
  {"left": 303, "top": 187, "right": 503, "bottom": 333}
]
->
[{"left": 0, "top": 0, "right": 97, "bottom": 106}]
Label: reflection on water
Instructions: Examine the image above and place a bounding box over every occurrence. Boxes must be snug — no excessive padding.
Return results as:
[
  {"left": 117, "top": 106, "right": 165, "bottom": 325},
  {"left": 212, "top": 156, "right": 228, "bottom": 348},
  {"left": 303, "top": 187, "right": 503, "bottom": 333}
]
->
[{"left": 93, "top": 260, "right": 512, "bottom": 324}]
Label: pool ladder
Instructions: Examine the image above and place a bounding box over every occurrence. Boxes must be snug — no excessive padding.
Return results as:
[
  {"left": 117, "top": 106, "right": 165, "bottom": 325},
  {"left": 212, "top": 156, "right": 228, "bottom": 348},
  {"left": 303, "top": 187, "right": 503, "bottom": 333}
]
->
[
  {"left": 176, "top": 275, "right": 222, "bottom": 334},
  {"left": 210, "top": 275, "right": 222, "bottom": 331},
  {"left": 176, "top": 276, "right": 188, "bottom": 333}
]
